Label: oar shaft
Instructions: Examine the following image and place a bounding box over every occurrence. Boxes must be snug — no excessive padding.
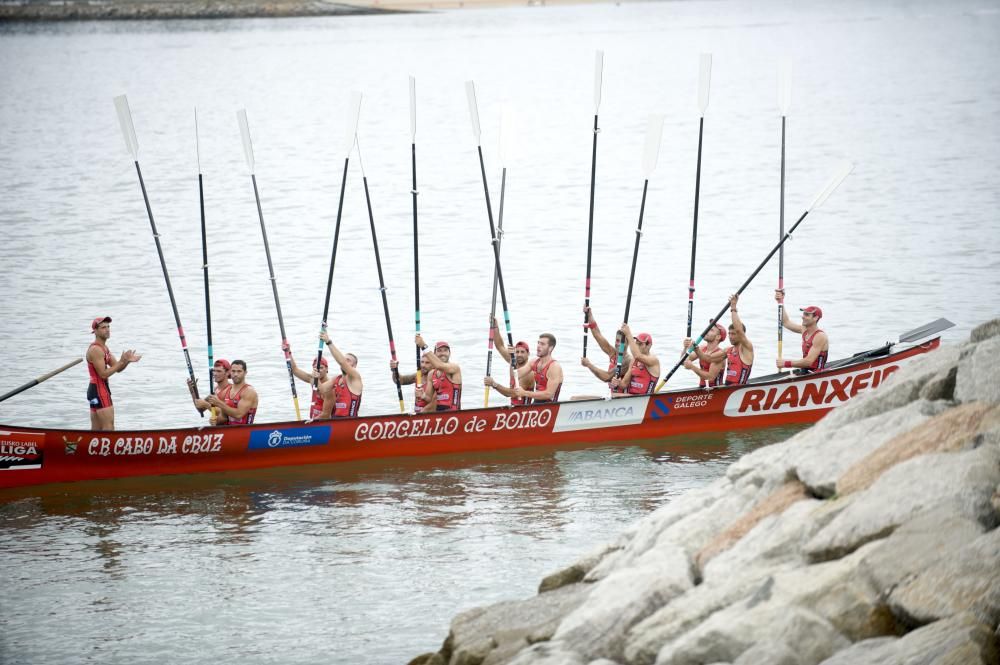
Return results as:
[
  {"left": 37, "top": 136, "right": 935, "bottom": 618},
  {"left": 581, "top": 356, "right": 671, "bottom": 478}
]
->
[
  {"left": 778, "top": 115, "right": 787, "bottom": 361},
  {"left": 583, "top": 113, "right": 599, "bottom": 357},
  {"left": 250, "top": 174, "right": 301, "bottom": 420},
  {"left": 134, "top": 161, "right": 202, "bottom": 413},
  {"left": 686, "top": 116, "right": 706, "bottom": 338},
  {"left": 318, "top": 157, "right": 351, "bottom": 381},
  {"left": 362, "top": 174, "right": 406, "bottom": 414},
  {"left": 199, "top": 172, "right": 214, "bottom": 389},
  {"left": 616, "top": 179, "right": 649, "bottom": 377},
  {"left": 485, "top": 167, "right": 507, "bottom": 406},
  {"left": 658, "top": 209, "right": 811, "bottom": 390},
  {"left": 411, "top": 142, "right": 422, "bottom": 386},
  {"left": 0, "top": 358, "right": 82, "bottom": 403}
]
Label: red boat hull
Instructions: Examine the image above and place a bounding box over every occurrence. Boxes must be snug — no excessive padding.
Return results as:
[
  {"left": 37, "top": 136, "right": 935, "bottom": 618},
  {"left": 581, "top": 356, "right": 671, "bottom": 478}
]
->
[{"left": 0, "top": 339, "right": 939, "bottom": 489}]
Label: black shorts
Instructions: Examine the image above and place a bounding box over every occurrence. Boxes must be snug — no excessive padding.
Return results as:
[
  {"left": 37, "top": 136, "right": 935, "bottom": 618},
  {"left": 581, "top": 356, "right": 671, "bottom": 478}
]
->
[{"left": 87, "top": 382, "right": 113, "bottom": 411}]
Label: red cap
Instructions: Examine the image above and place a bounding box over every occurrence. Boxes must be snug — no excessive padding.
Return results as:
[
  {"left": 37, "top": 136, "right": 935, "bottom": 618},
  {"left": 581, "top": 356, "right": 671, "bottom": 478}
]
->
[
  {"left": 800, "top": 306, "right": 823, "bottom": 320},
  {"left": 636, "top": 332, "right": 653, "bottom": 345},
  {"left": 713, "top": 323, "right": 727, "bottom": 342},
  {"left": 434, "top": 341, "right": 450, "bottom": 351},
  {"left": 515, "top": 341, "right": 530, "bottom": 351},
  {"left": 91, "top": 316, "right": 112, "bottom": 331},
  {"left": 313, "top": 356, "right": 329, "bottom": 368},
  {"left": 213, "top": 359, "right": 231, "bottom": 371}
]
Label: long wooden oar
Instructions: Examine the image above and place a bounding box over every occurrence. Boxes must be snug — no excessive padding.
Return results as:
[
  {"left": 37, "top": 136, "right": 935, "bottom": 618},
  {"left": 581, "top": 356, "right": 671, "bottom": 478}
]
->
[
  {"left": 684, "top": 53, "right": 712, "bottom": 340},
  {"left": 237, "top": 109, "right": 301, "bottom": 419},
  {"left": 467, "top": 81, "right": 517, "bottom": 385},
  {"left": 356, "top": 137, "right": 406, "bottom": 414},
  {"left": 114, "top": 95, "right": 202, "bottom": 414},
  {"left": 195, "top": 108, "right": 215, "bottom": 392},
  {"left": 582, "top": 50, "right": 604, "bottom": 358},
  {"left": 409, "top": 77, "right": 423, "bottom": 390},
  {"left": 484, "top": 105, "right": 512, "bottom": 406},
  {"left": 655, "top": 161, "right": 854, "bottom": 392},
  {"left": 0, "top": 358, "right": 82, "bottom": 403},
  {"left": 317, "top": 93, "right": 363, "bottom": 388},
  {"left": 777, "top": 65, "right": 791, "bottom": 370},
  {"left": 615, "top": 116, "right": 665, "bottom": 379}
]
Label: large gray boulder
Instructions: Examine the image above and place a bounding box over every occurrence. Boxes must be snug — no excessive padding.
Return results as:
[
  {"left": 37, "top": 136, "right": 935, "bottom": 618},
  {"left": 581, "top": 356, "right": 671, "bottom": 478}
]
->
[
  {"left": 888, "top": 526, "right": 1000, "bottom": 628},
  {"left": 956, "top": 335, "right": 1000, "bottom": 405},
  {"left": 552, "top": 543, "right": 693, "bottom": 662},
  {"left": 805, "top": 443, "right": 1000, "bottom": 561},
  {"left": 816, "top": 612, "right": 999, "bottom": 665}
]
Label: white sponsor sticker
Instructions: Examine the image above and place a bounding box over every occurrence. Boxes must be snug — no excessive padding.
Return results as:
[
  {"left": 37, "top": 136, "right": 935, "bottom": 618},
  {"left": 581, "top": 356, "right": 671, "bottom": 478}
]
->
[{"left": 553, "top": 397, "right": 649, "bottom": 432}]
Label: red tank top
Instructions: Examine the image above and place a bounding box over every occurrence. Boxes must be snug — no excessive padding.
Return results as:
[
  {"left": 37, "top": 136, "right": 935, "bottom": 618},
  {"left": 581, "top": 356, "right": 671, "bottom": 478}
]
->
[
  {"left": 530, "top": 358, "right": 561, "bottom": 403},
  {"left": 432, "top": 371, "right": 462, "bottom": 411},
  {"left": 310, "top": 387, "right": 326, "bottom": 420},
  {"left": 332, "top": 375, "right": 362, "bottom": 418},
  {"left": 220, "top": 384, "right": 256, "bottom": 425},
  {"left": 509, "top": 365, "right": 530, "bottom": 406},
  {"left": 725, "top": 346, "right": 752, "bottom": 385},
  {"left": 414, "top": 378, "right": 429, "bottom": 413},
  {"left": 802, "top": 328, "right": 828, "bottom": 371},
  {"left": 87, "top": 342, "right": 112, "bottom": 386},
  {"left": 608, "top": 357, "right": 627, "bottom": 394},
  {"left": 699, "top": 345, "right": 724, "bottom": 388},
  {"left": 628, "top": 359, "right": 659, "bottom": 395}
]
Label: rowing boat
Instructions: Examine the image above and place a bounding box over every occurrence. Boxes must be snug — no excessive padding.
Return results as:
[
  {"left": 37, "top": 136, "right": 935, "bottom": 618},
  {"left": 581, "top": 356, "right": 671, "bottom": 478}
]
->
[{"left": 0, "top": 326, "right": 946, "bottom": 489}]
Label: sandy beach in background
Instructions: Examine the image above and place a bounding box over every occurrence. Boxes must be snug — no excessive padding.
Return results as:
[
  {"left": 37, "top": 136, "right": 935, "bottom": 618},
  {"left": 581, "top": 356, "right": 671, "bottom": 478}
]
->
[{"left": 0, "top": 0, "right": 615, "bottom": 21}]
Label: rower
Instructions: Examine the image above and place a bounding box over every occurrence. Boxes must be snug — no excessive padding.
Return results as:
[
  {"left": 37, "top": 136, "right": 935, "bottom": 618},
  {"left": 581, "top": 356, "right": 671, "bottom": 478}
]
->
[
  {"left": 285, "top": 344, "right": 334, "bottom": 421},
  {"left": 580, "top": 306, "right": 632, "bottom": 396},
  {"left": 616, "top": 324, "right": 660, "bottom": 395},
  {"left": 416, "top": 335, "right": 462, "bottom": 411},
  {"left": 486, "top": 320, "right": 534, "bottom": 405},
  {"left": 682, "top": 322, "right": 726, "bottom": 388},
  {"left": 86, "top": 316, "right": 141, "bottom": 431},
  {"left": 205, "top": 360, "right": 258, "bottom": 426},
  {"left": 188, "top": 359, "right": 232, "bottom": 415},
  {"left": 321, "top": 331, "right": 363, "bottom": 418},
  {"left": 392, "top": 352, "right": 438, "bottom": 413},
  {"left": 513, "top": 334, "right": 563, "bottom": 404},
  {"left": 723, "top": 294, "right": 754, "bottom": 385},
  {"left": 775, "top": 289, "right": 829, "bottom": 373}
]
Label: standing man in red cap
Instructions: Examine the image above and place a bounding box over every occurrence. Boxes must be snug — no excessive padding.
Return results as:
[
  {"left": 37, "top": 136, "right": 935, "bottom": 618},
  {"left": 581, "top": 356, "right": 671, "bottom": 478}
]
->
[
  {"left": 485, "top": 328, "right": 535, "bottom": 405},
  {"left": 285, "top": 345, "right": 334, "bottom": 420},
  {"left": 616, "top": 324, "right": 660, "bottom": 395},
  {"left": 86, "top": 316, "right": 141, "bottom": 431},
  {"left": 188, "top": 359, "right": 232, "bottom": 419},
  {"left": 681, "top": 321, "right": 726, "bottom": 388},
  {"left": 415, "top": 334, "right": 462, "bottom": 411},
  {"left": 512, "top": 333, "right": 563, "bottom": 404},
  {"left": 775, "top": 290, "right": 829, "bottom": 373},
  {"left": 684, "top": 295, "right": 755, "bottom": 386}
]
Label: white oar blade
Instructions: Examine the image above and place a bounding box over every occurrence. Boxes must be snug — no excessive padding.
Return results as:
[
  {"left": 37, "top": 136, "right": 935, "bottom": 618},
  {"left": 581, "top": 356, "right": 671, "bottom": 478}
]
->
[
  {"left": 594, "top": 50, "right": 605, "bottom": 113},
  {"left": 697, "top": 53, "right": 712, "bottom": 115},
  {"left": 409, "top": 75, "right": 417, "bottom": 141},
  {"left": 194, "top": 107, "right": 202, "bottom": 173},
  {"left": 641, "top": 114, "right": 665, "bottom": 176},
  {"left": 807, "top": 160, "right": 854, "bottom": 212},
  {"left": 113, "top": 94, "right": 139, "bottom": 160},
  {"left": 465, "top": 80, "right": 482, "bottom": 144},
  {"left": 778, "top": 62, "right": 792, "bottom": 116},
  {"left": 342, "top": 91, "right": 363, "bottom": 157},
  {"left": 236, "top": 109, "right": 255, "bottom": 174},
  {"left": 498, "top": 103, "right": 514, "bottom": 168}
]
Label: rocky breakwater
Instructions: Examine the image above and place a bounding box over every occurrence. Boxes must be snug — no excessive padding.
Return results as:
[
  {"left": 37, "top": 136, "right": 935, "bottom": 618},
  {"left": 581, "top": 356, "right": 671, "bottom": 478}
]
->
[
  {"left": 0, "top": 0, "right": 392, "bottom": 22},
  {"left": 410, "top": 318, "right": 1000, "bottom": 665}
]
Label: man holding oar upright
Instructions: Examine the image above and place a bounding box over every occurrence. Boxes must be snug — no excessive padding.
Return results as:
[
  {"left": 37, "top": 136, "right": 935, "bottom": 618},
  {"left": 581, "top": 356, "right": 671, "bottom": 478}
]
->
[
  {"left": 681, "top": 322, "right": 726, "bottom": 388},
  {"left": 580, "top": 307, "right": 632, "bottom": 396},
  {"left": 416, "top": 335, "right": 462, "bottom": 411},
  {"left": 188, "top": 359, "right": 232, "bottom": 416},
  {"left": 206, "top": 360, "right": 257, "bottom": 426},
  {"left": 87, "top": 316, "right": 141, "bottom": 431},
  {"left": 284, "top": 346, "right": 334, "bottom": 421},
  {"left": 318, "top": 332, "right": 363, "bottom": 418},
  {"left": 615, "top": 324, "right": 660, "bottom": 396},
  {"left": 683, "top": 295, "right": 754, "bottom": 386},
  {"left": 775, "top": 290, "right": 829, "bottom": 373},
  {"left": 392, "top": 352, "right": 437, "bottom": 414},
  {"left": 512, "top": 334, "right": 564, "bottom": 405},
  {"left": 485, "top": 323, "right": 534, "bottom": 405}
]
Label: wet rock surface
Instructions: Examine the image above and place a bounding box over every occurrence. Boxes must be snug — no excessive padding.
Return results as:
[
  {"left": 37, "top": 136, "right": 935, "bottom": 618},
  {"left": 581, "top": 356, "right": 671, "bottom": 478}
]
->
[{"left": 410, "top": 319, "right": 1000, "bottom": 665}]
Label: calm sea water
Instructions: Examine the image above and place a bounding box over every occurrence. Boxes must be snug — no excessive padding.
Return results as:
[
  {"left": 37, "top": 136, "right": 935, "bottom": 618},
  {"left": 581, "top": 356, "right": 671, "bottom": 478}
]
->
[{"left": 1, "top": 0, "right": 998, "bottom": 662}]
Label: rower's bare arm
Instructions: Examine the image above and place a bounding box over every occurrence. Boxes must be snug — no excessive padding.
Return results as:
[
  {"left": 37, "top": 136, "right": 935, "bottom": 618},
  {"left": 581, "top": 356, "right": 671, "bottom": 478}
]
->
[
  {"left": 775, "top": 290, "right": 803, "bottom": 333},
  {"left": 425, "top": 351, "right": 460, "bottom": 376},
  {"left": 583, "top": 357, "right": 613, "bottom": 382},
  {"left": 88, "top": 346, "right": 120, "bottom": 380},
  {"left": 485, "top": 376, "right": 515, "bottom": 398},
  {"left": 285, "top": 352, "right": 313, "bottom": 383},
  {"left": 585, "top": 308, "right": 616, "bottom": 356},
  {"left": 492, "top": 324, "right": 512, "bottom": 363},
  {"left": 422, "top": 384, "right": 438, "bottom": 411},
  {"left": 799, "top": 332, "right": 828, "bottom": 367}
]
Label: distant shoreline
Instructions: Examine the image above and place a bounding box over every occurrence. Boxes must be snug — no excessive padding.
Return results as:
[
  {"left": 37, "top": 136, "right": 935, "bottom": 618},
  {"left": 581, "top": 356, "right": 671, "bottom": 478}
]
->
[{"left": 0, "top": 0, "right": 607, "bottom": 22}]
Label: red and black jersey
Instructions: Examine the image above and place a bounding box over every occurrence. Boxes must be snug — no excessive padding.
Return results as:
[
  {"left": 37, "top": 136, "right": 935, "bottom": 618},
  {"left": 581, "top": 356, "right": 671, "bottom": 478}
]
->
[
  {"left": 725, "top": 346, "right": 752, "bottom": 385},
  {"left": 530, "top": 358, "right": 561, "bottom": 403},
  {"left": 802, "top": 329, "right": 828, "bottom": 371},
  {"left": 331, "top": 375, "right": 362, "bottom": 418}
]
